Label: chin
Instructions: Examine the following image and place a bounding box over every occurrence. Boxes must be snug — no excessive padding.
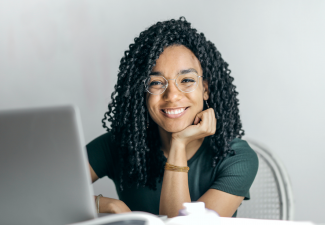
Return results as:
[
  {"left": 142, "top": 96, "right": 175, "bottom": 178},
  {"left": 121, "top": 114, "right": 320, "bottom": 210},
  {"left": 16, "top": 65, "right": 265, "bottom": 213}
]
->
[
  {"left": 162, "top": 122, "right": 191, "bottom": 133},
  {"left": 164, "top": 128, "right": 183, "bottom": 133}
]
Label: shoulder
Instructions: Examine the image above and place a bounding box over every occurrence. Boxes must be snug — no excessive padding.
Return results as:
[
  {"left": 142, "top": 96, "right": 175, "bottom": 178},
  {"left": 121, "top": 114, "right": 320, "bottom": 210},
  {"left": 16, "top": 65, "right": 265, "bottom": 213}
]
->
[
  {"left": 209, "top": 138, "right": 259, "bottom": 199},
  {"left": 229, "top": 138, "right": 258, "bottom": 162},
  {"left": 86, "top": 130, "right": 118, "bottom": 162},
  {"left": 86, "top": 130, "right": 114, "bottom": 150},
  {"left": 218, "top": 138, "right": 259, "bottom": 175}
]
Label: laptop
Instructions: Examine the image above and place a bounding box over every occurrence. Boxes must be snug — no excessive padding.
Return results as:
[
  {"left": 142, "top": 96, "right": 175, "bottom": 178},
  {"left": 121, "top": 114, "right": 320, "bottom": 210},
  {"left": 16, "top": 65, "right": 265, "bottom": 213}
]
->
[{"left": 0, "top": 105, "right": 164, "bottom": 225}]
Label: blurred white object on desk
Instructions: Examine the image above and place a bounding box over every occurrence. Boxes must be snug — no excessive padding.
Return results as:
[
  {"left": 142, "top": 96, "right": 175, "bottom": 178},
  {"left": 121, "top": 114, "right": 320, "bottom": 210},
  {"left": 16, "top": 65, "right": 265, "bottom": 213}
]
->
[
  {"left": 166, "top": 201, "right": 314, "bottom": 225},
  {"left": 166, "top": 202, "right": 220, "bottom": 225}
]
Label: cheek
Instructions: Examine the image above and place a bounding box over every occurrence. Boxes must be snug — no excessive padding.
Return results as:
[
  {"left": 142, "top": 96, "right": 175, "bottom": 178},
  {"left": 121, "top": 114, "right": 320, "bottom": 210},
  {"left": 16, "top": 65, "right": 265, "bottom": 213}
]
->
[
  {"left": 146, "top": 95, "right": 160, "bottom": 115},
  {"left": 146, "top": 94, "right": 155, "bottom": 108},
  {"left": 188, "top": 92, "right": 204, "bottom": 109}
]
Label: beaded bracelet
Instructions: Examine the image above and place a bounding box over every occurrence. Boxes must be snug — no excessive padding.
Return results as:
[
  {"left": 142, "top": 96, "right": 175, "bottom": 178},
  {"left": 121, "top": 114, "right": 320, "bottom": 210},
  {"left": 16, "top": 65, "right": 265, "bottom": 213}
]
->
[{"left": 165, "top": 162, "right": 190, "bottom": 173}]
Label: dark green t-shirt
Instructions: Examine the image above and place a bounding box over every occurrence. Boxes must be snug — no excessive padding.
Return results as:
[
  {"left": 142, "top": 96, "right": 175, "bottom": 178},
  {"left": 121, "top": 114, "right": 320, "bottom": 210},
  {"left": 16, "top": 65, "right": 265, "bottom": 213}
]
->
[{"left": 86, "top": 131, "right": 258, "bottom": 217}]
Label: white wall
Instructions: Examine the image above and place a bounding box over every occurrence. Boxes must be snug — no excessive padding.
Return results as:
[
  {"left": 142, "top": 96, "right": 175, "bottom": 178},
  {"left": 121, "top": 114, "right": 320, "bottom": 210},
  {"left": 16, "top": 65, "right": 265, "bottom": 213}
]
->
[{"left": 0, "top": 0, "right": 324, "bottom": 223}]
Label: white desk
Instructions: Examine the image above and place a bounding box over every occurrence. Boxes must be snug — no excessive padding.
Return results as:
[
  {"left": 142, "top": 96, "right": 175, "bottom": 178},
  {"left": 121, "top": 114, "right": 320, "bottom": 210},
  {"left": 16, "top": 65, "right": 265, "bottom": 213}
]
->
[
  {"left": 219, "top": 217, "right": 314, "bottom": 225},
  {"left": 72, "top": 212, "right": 316, "bottom": 225}
]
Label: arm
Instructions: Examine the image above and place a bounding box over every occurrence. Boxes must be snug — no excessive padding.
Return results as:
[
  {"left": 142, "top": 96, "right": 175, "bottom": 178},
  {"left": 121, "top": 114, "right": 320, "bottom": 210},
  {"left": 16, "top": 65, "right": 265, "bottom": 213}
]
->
[
  {"left": 160, "top": 150, "right": 244, "bottom": 218},
  {"left": 159, "top": 109, "right": 245, "bottom": 217},
  {"left": 198, "top": 189, "right": 244, "bottom": 217},
  {"left": 200, "top": 140, "right": 258, "bottom": 217},
  {"left": 159, "top": 141, "right": 190, "bottom": 217},
  {"left": 160, "top": 109, "right": 215, "bottom": 217},
  {"left": 89, "top": 164, "right": 131, "bottom": 213}
]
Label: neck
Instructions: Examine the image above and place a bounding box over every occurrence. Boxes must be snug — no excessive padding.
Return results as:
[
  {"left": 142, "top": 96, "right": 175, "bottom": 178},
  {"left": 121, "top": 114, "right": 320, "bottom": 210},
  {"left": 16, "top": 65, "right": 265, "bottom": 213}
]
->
[{"left": 158, "top": 126, "right": 205, "bottom": 160}]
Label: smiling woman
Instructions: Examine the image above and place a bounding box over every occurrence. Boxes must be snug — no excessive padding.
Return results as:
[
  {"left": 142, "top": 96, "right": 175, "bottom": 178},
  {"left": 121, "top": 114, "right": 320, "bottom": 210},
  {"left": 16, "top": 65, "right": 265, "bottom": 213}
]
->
[{"left": 86, "top": 17, "right": 258, "bottom": 218}]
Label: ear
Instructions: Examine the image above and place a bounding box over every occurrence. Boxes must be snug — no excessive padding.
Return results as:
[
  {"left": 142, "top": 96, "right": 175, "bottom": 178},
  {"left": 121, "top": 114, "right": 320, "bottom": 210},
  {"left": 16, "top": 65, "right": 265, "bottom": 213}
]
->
[{"left": 203, "top": 80, "right": 209, "bottom": 101}]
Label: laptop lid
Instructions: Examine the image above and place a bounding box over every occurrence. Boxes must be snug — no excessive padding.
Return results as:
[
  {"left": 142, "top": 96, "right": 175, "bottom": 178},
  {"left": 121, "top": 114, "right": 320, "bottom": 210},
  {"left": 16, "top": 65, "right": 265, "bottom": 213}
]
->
[{"left": 0, "top": 105, "right": 97, "bottom": 225}]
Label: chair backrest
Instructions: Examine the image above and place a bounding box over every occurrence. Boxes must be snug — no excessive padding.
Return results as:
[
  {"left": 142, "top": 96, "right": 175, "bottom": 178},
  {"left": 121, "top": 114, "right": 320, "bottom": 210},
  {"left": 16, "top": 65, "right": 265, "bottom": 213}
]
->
[{"left": 237, "top": 140, "right": 294, "bottom": 220}]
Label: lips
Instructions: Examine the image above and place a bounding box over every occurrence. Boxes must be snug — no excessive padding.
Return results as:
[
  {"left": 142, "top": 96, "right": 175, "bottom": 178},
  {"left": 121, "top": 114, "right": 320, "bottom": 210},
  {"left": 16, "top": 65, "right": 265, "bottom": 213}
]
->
[{"left": 160, "top": 107, "right": 189, "bottom": 119}]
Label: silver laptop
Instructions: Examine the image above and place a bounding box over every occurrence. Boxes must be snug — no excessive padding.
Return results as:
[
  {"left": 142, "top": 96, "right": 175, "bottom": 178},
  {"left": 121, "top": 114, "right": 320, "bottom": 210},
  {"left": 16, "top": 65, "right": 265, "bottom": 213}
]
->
[
  {"left": 0, "top": 105, "right": 164, "bottom": 225},
  {"left": 0, "top": 105, "right": 97, "bottom": 225}
]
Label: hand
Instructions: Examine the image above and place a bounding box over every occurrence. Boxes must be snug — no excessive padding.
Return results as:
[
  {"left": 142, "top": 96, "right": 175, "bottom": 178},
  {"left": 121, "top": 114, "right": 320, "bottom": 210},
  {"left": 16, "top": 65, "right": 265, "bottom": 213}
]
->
[
  {"left": 105, "top": 198, "right": 131, "bottom": 214},
  {"left": 171, "top": 108, "right": 217, "bottom": 146}
]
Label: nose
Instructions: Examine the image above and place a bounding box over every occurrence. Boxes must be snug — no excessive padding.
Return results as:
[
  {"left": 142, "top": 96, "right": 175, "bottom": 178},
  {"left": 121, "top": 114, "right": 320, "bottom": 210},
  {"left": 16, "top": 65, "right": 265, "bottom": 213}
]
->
[{"left": 162, "top": 79, "right": 182, "bottom": 102}]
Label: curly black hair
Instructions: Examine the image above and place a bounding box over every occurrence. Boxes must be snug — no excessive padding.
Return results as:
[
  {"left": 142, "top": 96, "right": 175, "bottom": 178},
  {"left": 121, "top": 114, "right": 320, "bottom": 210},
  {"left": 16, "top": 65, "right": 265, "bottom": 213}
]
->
[{"left": 102, "top": 17, "right": 244, "bottom": 191}]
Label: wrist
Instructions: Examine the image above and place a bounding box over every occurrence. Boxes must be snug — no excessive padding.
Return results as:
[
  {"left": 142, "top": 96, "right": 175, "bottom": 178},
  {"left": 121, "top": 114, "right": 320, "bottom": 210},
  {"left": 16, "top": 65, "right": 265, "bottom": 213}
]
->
[
  {"left": 170, "top": 141, "right": 186, "bottom": 155},
  {"left": 170, "top": 137, "right": 187, "bottom": 149},
  {"left": 167, "top": 142, "right": 187, "bottom": 165}
]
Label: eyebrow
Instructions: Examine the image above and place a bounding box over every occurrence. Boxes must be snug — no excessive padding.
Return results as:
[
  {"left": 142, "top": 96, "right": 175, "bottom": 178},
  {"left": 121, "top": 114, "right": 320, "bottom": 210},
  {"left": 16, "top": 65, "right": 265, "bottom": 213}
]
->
[{"left": 149, "top": 68, "right": 198, "bottom": 76}]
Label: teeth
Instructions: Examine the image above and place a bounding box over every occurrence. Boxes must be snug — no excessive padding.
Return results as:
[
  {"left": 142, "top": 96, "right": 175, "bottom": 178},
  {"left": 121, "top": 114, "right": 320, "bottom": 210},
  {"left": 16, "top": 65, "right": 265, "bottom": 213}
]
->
[{"left": 164, "top": 108, "right": 185, "bottom": 115}]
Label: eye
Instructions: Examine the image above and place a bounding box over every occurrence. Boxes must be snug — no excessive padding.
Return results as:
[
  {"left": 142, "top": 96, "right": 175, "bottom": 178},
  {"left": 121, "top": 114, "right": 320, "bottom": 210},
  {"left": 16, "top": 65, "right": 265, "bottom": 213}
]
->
[
  {"left": 149, "top": 81, "right": 163, "bottom": 86},
  {"left": 181, "top": 79, "right": 195, "bottom": 83}
]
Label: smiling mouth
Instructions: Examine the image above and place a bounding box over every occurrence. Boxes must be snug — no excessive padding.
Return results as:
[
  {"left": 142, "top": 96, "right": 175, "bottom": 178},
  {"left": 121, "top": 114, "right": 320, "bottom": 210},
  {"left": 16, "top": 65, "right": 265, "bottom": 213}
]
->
[{"left": 160, "top": 107, "right": 189, "bottom": 118}]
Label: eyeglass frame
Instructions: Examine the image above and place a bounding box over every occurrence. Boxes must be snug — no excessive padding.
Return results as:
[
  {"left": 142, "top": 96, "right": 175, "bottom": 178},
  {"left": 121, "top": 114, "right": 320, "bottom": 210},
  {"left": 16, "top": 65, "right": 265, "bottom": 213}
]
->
[{"left": 142, "top": 73, "right": 203, "bottom": 95}]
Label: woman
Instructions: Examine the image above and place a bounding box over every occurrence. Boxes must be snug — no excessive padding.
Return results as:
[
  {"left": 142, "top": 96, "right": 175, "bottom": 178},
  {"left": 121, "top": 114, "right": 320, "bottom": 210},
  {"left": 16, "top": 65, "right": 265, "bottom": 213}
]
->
[{"left": 87, "top": 17, "right": 258, "bottom": 218}]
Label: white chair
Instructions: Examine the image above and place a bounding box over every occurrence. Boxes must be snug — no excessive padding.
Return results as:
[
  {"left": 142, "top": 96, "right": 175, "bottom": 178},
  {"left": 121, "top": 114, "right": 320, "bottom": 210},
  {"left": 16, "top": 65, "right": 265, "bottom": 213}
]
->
[{"left": 237, "top": 140, "right": 294, "bottom": 220}]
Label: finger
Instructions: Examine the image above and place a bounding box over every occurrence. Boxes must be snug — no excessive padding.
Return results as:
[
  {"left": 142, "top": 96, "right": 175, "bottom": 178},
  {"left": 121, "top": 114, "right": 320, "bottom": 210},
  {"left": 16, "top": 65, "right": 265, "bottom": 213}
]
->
[
  {"left": 194, "top": 109, "right": 206, "bottom": 120},
  {"left": 211, "top": 109, "right": 217, "bottom": 134},
  {"left": 194, "top": 110, "right": 210, "bottom": 129},
  {"left": 193, "top": 109, "right": 209, "bottom": 125},
  {"left": 208, "top": 108, "right": 217, "bottom": 132},
  {"left": 193, "top": 116, "right": 201, "bottom": 125},
  {"left": 200, "top": 109, "right": 216, "bottom": 134},
  {"left": 205, "top": 109, "right": 213, "bottom": 133}
]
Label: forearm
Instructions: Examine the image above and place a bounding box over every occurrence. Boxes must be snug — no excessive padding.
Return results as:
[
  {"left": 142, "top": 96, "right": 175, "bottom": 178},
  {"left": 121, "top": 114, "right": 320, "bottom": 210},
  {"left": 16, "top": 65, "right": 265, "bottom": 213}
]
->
[{"left": 159, "top": 142, "right": 191, "bottom": 217}]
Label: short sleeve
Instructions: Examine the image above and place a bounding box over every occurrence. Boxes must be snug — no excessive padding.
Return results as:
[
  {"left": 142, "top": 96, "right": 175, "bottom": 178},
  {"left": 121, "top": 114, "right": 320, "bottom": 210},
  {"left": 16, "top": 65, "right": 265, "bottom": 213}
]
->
[
  {"left": 86, "top": 132, "right": 116, "bottom": 180},
  {"left": 210, "top": 139, "right": 259, "bottom": 200}
]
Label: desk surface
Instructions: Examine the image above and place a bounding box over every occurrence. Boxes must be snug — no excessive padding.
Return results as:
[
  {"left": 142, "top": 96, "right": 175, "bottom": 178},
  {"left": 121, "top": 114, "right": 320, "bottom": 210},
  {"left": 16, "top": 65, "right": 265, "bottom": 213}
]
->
[
  {"left": 73, "top": 213, "right": 317, "bottom": 225},
  {"left": 219, "top": 218, "right": 315, "bottom": 225}
]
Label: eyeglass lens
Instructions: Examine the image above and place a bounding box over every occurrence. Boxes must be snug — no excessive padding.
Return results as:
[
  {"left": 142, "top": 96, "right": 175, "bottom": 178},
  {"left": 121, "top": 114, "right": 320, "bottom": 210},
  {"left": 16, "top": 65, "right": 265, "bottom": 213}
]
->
[{"left": 145, "top": 73, "right": 199, "bottom": 94}]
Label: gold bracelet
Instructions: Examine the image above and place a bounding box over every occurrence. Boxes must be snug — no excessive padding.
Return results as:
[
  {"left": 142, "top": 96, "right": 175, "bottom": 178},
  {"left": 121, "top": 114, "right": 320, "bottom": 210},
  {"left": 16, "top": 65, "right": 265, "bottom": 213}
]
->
[
  {"left": 95, "top": 194, "right": 103, "bottom": 213},
  {"left": 165, "top": 162, "right": 190, "bottom": 173}
]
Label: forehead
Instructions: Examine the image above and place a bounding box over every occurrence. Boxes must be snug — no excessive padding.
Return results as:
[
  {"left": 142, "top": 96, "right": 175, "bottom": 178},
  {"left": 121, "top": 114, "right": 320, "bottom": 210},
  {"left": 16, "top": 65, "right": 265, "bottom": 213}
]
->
[{"left": 151, "top": 45, "right": 202, "bottom": 77}]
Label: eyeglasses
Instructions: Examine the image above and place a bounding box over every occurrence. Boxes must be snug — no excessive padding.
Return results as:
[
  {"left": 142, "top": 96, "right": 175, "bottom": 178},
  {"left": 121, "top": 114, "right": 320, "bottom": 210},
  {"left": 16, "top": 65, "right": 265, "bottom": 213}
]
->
[{"left": 143, "top": 72, "right": 203, "bottom": 95}]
